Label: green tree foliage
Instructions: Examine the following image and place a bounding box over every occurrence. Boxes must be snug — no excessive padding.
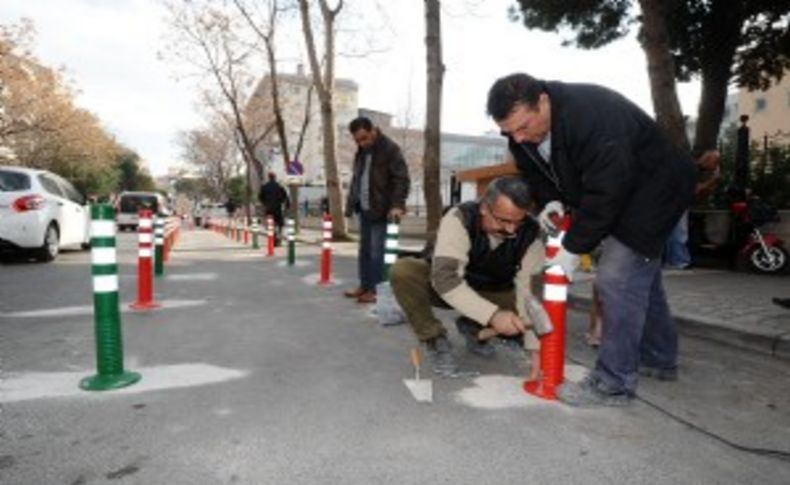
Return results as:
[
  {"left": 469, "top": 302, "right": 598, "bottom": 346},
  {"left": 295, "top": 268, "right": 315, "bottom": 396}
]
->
[
  {"left": 225, "top": 175, "right": 249, "bottom": 205},
  {"left": 509, "top": 0, "right": 790, "bottom": 152},
  {"left": 115, "top": 149, "right": 155, "bottom": 192}
]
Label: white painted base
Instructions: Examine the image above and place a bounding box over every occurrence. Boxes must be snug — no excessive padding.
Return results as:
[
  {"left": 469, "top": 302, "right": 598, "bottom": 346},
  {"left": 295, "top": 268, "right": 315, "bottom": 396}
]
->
[{"left": 0, "top": 363, "right": 248, "bottom": 403}]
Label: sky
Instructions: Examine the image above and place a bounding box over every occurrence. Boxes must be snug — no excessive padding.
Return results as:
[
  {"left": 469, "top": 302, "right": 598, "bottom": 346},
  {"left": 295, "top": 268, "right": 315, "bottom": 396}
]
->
[{"left": 2, "top": 0, "right": 702, "bottom": 176}]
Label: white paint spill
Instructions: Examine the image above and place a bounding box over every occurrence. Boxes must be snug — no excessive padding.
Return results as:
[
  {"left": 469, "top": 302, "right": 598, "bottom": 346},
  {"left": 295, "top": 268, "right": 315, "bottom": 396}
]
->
[
  {"left": 301, "top": 273, "right": 342, "bottom": 286},
  {"left": 165, "top": 273, "right": 218, "bottom": 281},
  {"left": 0, "top": 363, "right": 249, "bottom": 403},
  {"left": 275, "top": 260, "right": 310, "bottom": 268},
  {"left": 0, "top": 299, "right": 207, "bottom": 318},
  {"left": 454, "top": 365, "right": 588, "bottom": 410}
]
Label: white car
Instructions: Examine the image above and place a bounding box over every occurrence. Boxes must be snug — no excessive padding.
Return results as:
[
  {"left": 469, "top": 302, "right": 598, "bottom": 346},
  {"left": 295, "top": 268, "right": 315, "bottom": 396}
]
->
[
  {"left": 115, "top": 191, "right": 170, "bottom": 231},
  {"left": 0, "top": 165, "right": 90, "bottom": 261},
  {"left": 200, "top": 202, "right": 228, "bottom": 228}
]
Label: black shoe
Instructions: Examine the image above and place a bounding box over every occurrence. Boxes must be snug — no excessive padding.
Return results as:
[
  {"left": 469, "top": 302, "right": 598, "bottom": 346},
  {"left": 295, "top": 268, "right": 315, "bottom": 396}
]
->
[
  {"left": 773, "top": 298, "right": 790, "bottom": 310},
  {"left": 558, "top": 375, "right": 634, "bottom": 407},
  {"left": 455, "top": 317, "right": 496, "bottom": 358},
  {"left": 426, "top": 335, "right": 459, "bottom": 376}
]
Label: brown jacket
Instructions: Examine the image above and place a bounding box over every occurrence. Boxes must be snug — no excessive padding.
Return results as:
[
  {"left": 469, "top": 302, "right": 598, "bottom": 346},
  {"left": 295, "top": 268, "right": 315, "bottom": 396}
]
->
[{"left": 345, "top": 131, "right": 410, "bottom": 222}]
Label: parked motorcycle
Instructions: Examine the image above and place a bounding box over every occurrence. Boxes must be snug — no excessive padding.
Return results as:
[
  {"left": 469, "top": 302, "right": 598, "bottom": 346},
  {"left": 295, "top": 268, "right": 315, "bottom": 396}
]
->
[{"left": 730, "top": 197, "right": 788, "bottom": 274}]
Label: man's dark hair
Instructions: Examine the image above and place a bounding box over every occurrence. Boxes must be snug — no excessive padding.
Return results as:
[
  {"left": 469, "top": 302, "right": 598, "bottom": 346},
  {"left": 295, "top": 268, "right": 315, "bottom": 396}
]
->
[
  {"left": 348, "top": 116, "right": 373, "bottom": 133},
  {"left": 267, "top": 171, "right": 276, "bottom": 181},
  {"left": 482, "top": 176, "right": 532, "bottom": 210},
  {"left": 486, "top": 73, "right": 544, "bottom": 121}
]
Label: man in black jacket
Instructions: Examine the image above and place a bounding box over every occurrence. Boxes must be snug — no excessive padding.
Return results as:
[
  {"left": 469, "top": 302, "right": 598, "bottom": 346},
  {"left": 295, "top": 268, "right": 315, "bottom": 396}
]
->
[
  {"left": 487, "top": 73, "right": 697, "bottom": 406},
  {"left": 258, "top": 171, "right": 290, "bottom": 244},
  {"left": 344, "top": 116, "right": 410, "bottom": 304}
]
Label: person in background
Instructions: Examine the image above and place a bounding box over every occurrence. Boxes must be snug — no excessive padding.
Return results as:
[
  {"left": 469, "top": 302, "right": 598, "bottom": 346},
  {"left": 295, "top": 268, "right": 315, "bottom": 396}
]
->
[
  {"left": 487, "top": 73, "right": 697, "bottom": 407},
  {"left": 664, "top": 150, "right": 722, "bottom": 269},
  {"left": 258, "top": 171, "right": 290, "bottom": 245},
  {"left": 343, "top": 116, "right": 410, "bottom": 304}
]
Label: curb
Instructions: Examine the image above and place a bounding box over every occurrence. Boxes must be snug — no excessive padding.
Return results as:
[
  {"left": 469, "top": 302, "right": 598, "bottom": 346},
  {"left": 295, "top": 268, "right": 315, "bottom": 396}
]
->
[{"left": 568, "top": 294, "right": 790, "bottom": 361}]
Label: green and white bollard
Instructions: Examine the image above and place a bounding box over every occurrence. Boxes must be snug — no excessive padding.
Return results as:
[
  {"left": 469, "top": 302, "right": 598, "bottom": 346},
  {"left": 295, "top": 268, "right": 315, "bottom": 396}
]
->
[
  {"left": 252, "top": 218, "right": 260, "bottom": 250},
  {"left": 80, "top": 204, "right": 141, "bottom": 391},
  {"left": 154, "top": 215, "right": 164, "bottom": 277},
  {"left": 383, "top": 217, "right": 400, "bottom": 281},
  {"left": 286, "top": 217, "right": 295, "bottom": 266}
]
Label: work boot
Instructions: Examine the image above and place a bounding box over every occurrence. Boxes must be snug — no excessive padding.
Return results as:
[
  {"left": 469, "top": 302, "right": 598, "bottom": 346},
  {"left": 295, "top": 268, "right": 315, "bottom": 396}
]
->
[
  {"left": 356, "top": 290, "right": 377, "bottom": 304},
  {"left": 343, "top": 287, "right": 365, "bottom": 298},
  {"left": 455, "top": 317, "right": 496, "bottom": 358},
  {"left": 557, "top": 375, "right": 634, "bottom": 407},
  {"left": 426, "top": 335, "right": 458, "bottom": 377}
]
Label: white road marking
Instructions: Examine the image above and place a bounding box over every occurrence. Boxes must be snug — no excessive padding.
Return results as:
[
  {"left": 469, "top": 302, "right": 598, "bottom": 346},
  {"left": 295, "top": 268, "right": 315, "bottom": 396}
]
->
[
  {"left": 165, "top": 273, "right": 218, "bottom": 281},
  {"left": 275, "top": 260, "right": 310, "bottom": 268},
  {"left": 454, "top": 365, "right": 588, "bottom": 409},
  {"left": 301, "top": 273, "right": 342, "bottom": 286},
  {"left": 0, "top": 363, "right": 249, "bottom": 403},
  {"left": 0, "top": 299, "right": 207, "bottom": 318}
]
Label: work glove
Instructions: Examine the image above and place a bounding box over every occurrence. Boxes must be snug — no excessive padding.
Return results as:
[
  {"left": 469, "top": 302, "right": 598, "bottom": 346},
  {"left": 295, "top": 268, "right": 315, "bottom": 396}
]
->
[
  {"left": 544, "top": 245, "right": 580, "bottom": 281},
  {"left": 537, "top": 201, "right": 564, "bottom": 236}
]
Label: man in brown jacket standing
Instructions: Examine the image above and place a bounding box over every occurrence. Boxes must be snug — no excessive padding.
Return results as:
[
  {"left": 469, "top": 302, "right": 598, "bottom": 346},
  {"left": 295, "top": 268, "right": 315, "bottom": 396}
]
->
[{"left": 343, "top": 116, "right": 410, "bottom": 303}]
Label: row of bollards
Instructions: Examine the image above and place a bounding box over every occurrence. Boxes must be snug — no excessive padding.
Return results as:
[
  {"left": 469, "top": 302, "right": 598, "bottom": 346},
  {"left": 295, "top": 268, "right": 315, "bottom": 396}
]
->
[{"left": 210, "top": 214, "right": 335, "bottom": 282}]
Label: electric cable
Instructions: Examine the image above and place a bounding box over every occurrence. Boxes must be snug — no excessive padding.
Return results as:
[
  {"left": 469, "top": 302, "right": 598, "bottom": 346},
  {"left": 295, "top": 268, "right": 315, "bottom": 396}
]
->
[{"left": 564, "top": 354, "right": 790, "bottom": 463}]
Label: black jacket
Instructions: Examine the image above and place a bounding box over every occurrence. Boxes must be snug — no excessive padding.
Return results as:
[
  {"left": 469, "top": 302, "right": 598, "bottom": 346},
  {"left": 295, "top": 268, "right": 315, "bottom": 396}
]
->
[
  {"left": 345, "top": 131, "right": 410, "bottom": 222},
  {"left": 456, "top": 201, "right": 539, "bottom": 291},
  {"left": 258, "top": 181, "right": 289, "bottom": 212},
  {"left": 509, "top": 81, "right": 697, "bottom": 258}
]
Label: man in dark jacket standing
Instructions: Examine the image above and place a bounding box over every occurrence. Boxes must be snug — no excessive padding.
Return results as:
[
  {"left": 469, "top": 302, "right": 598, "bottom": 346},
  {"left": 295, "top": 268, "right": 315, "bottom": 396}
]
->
[
  {"left": 344, "top": 116, "right": 410, "bottom": 304},
  {"left": 258, "top": 171, "right": 290, "bottom": 244},
  {"left": 487, "top": 73, "right": 697, "bottom": 407}
]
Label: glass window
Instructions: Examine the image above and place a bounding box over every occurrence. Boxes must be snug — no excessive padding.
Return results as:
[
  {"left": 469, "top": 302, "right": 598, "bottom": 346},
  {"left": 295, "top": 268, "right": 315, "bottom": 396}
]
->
[
  {"left": 38, "top": 174, "right": 64, "bottom": 197},
  {"left": 0, "top": 170, "right": 31, "bottom": 191},
  {"left": 755, "top": 98, "right": 767, "bottom": 112},
  {"left": 54, "top": 175, "right": 85, "bottom": 204},
  {"left": 119, "top": 194, "right": 158, "bottom": 213}
]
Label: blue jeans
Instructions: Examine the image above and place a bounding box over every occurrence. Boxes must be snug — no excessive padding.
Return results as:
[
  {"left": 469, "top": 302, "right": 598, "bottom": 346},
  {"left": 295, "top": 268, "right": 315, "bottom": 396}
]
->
[
  {"left": 358, "top": 211, "right": 387, "bottom": 291},
  {"left": 592, "top": 237, "right": 677, "bottom": 395},
  {"left": 664, "top": 211, "right": 690, "bottom": 268}
]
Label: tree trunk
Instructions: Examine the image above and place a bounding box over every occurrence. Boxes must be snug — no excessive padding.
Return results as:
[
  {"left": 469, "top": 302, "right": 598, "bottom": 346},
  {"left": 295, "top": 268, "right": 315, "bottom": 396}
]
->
[
  {"left": 692, "top": 0, "right": 742, "bottom": 155},
  {"left": 637, "top": 0, "right": 689, "bottom": 153},
  {"left": 297, "top": 0, "right": 347, "bottom": 238},
  {"left": 423, "top": 0, "right": 444, "bottom": 234}
]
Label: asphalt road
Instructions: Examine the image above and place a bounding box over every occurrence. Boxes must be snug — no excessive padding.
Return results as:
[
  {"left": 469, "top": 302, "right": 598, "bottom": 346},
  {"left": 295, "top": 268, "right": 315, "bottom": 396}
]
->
[{"left": 1, "top": 229, "right": 789, "bottom": 484}]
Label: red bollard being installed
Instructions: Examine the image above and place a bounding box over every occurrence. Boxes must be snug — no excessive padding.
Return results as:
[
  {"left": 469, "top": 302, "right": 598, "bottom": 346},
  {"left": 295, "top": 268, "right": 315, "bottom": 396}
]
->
[
  {"left": 266, "top": 215, "right": 275, "bottom": 257},
  {"left": 130, "top": 209, "right": 160, "bottom": 310},
  {"left": 524, "top": 215, "right": 570, "bottom": 400},
  {"left": 318, "top": 214, "right": 333, "bottom": 285}
]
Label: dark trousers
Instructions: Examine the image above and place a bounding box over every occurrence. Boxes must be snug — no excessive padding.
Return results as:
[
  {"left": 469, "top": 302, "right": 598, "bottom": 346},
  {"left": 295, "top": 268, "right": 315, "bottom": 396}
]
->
[
  {"left": 358, "top": 211, "right": 387, "bottom": 291},
  {"left": 592, "top": 237, "right": 678, "bottom": 394}
]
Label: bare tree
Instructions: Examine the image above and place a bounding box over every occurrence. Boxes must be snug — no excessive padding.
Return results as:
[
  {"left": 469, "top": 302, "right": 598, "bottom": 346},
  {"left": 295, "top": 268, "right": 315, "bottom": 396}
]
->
[
  {"left": 638, "top": 0, "right": 689, "bottom": 152},
  {"left": 423, "top": 0, "right": 444, "bottom": 233},
  {"left": 297, "top": 0, "right": 347, "bottom": 238},
  {"left": 178, "top": 116, "right": 241, "bottom": 201},
  {"left": 162, "top": 1, "right": 271, "bottom": 221},
  {"left": 233, "top": 0, "right": 316, "bottom": 226}
]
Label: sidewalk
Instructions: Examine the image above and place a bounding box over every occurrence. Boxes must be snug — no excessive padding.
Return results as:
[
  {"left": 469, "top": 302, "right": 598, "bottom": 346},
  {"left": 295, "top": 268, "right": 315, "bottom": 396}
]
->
[
  {"left": 569, "top": 268, "right": 790, "bottom": 359},
  {"left": 299, "top": 224, "right": 790, "bottom": 359}
]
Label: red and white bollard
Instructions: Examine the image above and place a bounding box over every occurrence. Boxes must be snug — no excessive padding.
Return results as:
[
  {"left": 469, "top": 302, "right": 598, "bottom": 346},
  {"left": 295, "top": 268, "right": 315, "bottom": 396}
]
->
[
  {"left": 266, "top": 215, "right": 275, "bottom": 257},
  {"left": 130, "top": 209, "right": 160, "bottom": 310},
  {"left": 318, "top": 214, "right": 333, "bottom": 285},
  {"left": 524, "top": 215, "right": 570, "bottom": 400}
]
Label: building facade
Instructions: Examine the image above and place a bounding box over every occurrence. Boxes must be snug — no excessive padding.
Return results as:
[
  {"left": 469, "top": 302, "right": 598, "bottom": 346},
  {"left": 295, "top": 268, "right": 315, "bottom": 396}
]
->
[
  {"left": 246, "top": 65, "right": 359, "bottom": 186},
  {"left": 738, "top": 73, "right": 790, "bottom": 145}
]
